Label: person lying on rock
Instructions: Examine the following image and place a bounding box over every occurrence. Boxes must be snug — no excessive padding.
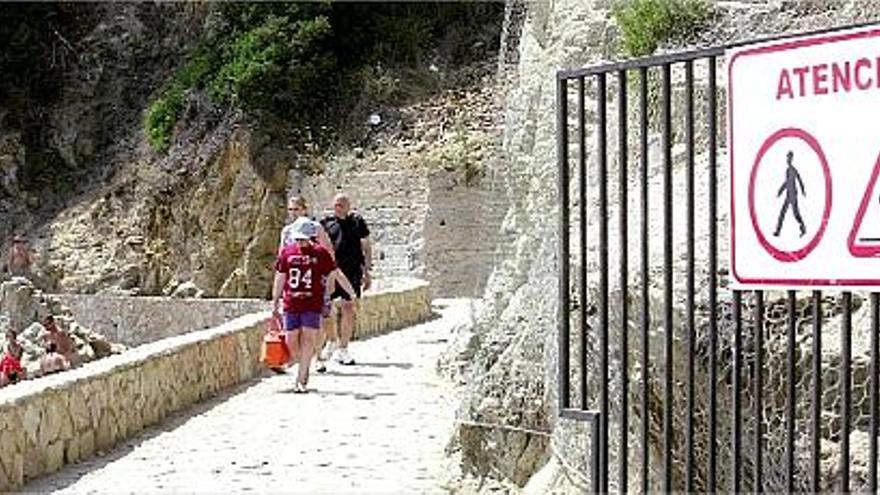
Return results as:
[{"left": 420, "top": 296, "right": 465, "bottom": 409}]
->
[
  {"left": 39, "top": 342, "right": 70, "bottom": 375},
  {"left": 0, "top": 330, "right": 26, "bottom": 386},
  {"left": 42, "top": 315, "right": 77, "bottom": 366}
]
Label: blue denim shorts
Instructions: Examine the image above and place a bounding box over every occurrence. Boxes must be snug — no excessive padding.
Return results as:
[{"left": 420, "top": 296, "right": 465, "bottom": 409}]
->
[{"left": 283, "top": 311, "right": 321, "bottom": 331}]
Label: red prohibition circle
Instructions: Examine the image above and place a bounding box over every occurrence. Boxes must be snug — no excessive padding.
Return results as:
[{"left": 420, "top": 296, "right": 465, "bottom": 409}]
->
[{"left": 747, "top": 128, "right": 832, "bottom": 263}]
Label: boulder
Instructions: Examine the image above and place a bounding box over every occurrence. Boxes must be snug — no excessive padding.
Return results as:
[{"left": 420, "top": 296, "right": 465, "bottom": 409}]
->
[{"left": 170, "top": 281, "right": 202, "bottom": 299}]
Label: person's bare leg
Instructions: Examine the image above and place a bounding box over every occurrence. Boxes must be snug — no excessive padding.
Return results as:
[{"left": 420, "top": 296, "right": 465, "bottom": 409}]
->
[
  {"left": 325, "top": 303, "right": 339, "bottom": 342},
  {"left": 316, "top": 314, "right": 333, "bottom": 355},
  {"left": 314, "top": 324, "right": 327, "bottom": 370},
  {"left": 319, "top": 305, "right": 339, "bottom": 361},
  {"left": 286, "top": 330, "right": 301, "bottom": 378},
  {"left": 315, "top": 325, "right": 326, "bottom": 352},
  {"left": 314, "top": 315, "right": 335, "bottom": 372},
  {"left": 339, "top": 301, "right": 355, "bottom": 349},
  {"left": 299, "top": 328, "right": 317, "bottom": 388}
]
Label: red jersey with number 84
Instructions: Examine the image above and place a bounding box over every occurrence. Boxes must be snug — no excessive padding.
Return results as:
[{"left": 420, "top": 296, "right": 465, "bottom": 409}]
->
[{"left": 275, "top": 242, "right": 336, "bottom": 312}]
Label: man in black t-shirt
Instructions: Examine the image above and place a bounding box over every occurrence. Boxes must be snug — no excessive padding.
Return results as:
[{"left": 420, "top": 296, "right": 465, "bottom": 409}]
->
[{"left": 319, "top": 192, "right": 371, "bottom": 365}]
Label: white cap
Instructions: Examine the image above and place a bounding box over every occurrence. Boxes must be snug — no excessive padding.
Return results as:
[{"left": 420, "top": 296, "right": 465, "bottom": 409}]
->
[{"left": 290, "top": 217, "right": 317, "bottom": 240}]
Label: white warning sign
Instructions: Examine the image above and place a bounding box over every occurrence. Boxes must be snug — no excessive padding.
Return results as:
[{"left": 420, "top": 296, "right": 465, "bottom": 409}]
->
[{"left": 729, "top": 25, "right": 880, "bottom": 289}]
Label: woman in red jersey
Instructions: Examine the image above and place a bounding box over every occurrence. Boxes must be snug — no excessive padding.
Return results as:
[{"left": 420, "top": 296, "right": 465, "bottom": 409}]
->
[{"left": 272, "top": 217, "right": 357, "bottom": 393}]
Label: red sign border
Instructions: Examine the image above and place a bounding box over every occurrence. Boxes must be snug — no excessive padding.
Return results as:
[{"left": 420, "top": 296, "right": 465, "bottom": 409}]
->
[
  {"left": 847, "top": 152, "right": 880, "bottom": 257},
  {"left": 730, "top": 26, "right": 880, "bottom": 287},
  {"left": 747, "top": 128, "right": 832, "bottom": 263}
]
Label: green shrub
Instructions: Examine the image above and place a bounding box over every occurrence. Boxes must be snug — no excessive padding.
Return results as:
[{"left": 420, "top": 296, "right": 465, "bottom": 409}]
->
[
  {"left": 144, "top": 91, "right": 183, "bottom": 151},
  {"left": 612, "top": 0, "right": 711, "bottom": 57},
  {"left": 143, "top": 2, "right": 503, "bottom": 152},
  {"left": 371, "top": 11, "right": 433, "bottom": 66},
  {"left": 144, "top": 48, "right": 215, "bottom": 151},
  {"left": 209, "top": 15, "right": 333, "bottom": 110},
  {"left": 424, "top": 120, "right": 490, "bottom": 186},
  {"left": 145, "top": 5, "right": 338, "bottom": 151}
]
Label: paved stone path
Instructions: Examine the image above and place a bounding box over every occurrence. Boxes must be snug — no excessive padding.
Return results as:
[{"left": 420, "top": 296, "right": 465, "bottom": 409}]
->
[{"left": 24, "top": 299, "right": 473, "bottom": 494}]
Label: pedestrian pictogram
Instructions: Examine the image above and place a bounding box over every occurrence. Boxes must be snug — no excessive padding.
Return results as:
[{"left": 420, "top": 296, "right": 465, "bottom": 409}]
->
[
  {"left": 773, "top": 151, "right": 807, "bottom": 238},
  {"left": 729, "top": 25, "right": 880, "bottom": 288}
]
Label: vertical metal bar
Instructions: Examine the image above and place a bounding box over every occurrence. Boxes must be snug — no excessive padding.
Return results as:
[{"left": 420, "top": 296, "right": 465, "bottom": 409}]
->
[
  {"left": 617, "top": 68, "right": 629, "bottom": 494},
  {"left": 786, "top": 290, "right": 796, "bottom": 493},
  {"left": 661, "top": 61, "right": 673, "bottom": 495},
  {"left": 754, "top": 291, "right": 764, "bottom": 493},
  {"left": 707, "top": 55, "right": 719, "bottom": 493},
  {"left": 842, "top": 292, "right": 852, "bottom": 493},
  {"left": 732, "top": 290, "right": 742, "bottom": 494},
  {"left": 578, "top": 76, "right": 588, "bottom": 411},
  {"left": 592, "top": 417, "right": 601, "bottom": 495},
  {"left": 639, "top": 65, "right": 650, "bottom": 495},
  {"left": 597, "top": 71, "right": 609, "bottom": 495},
  {"left": 684, "top": 59, "right": 696, "bottom": 495},
  {"left": 812, "top": 291, "right": 822, "bottom": 493},
  {"left": 557, "top": 75, "right": 570, "bottom": 413},
  {"left": 871, "top": 293, "right": 879, "bottom": 494}
]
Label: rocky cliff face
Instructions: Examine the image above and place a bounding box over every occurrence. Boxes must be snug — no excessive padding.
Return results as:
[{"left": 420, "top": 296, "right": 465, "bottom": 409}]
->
[
  {"left": 1, "top": 4, "right": 506, "bottom": 298},
  {"left": 445, "top": 0, "right": 880, "bottom": 490},
  {"left": 0, "top": 3, "right": 269, "bottom": 296},
  {"left": 441, "top": 0, "right": 614, "bottom": 485},
  {"left": 1, "top": 3, "right": 205, "bottom": 223},
  {"left": 0, "top": 5, "right": 319, "bottom": 296},
  {"left": 20, "top": 108, "right": 287, "bottom": 297}
]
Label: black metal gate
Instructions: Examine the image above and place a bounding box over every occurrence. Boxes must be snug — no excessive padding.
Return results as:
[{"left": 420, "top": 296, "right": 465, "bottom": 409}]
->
[{"left": 557, "top": 23, "right": 880, "bottom": 494}]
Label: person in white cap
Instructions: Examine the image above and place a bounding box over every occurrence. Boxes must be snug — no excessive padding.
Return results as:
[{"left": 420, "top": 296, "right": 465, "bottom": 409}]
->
[
  {"left": 272, "top": 217, "right": 357, "bottom": 393},
  {"left": 279, "top": 196, "right": 335, "bottom": 372}
]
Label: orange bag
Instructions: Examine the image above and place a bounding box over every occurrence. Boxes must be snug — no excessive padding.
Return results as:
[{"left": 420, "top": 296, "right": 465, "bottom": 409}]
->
[{"left": 261, "top": 316, "right": 289, "bottom": 370}]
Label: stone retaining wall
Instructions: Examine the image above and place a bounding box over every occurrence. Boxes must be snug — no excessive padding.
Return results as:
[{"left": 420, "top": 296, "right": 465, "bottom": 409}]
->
[
  {"left": 352, "top": 279, "right": 432, "bottom": 339},
  {"left": 55, "top": 295, "right": 270, "bottom": 347},
  {"left": 0, "top": 279, "right": 432, "bottom": 490},
  {"left": 0, "top": 312, "right": 267, "bottom": 490},
  {"left": 55, "top": 278, "right": 432, "bottom": 347}
]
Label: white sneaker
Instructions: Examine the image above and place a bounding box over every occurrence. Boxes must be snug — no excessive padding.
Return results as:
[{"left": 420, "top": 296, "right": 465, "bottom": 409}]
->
[
  {"left": 320, "top": 341, "right": 337, "bottom": 361},
  {"left": 335, "top": 347, "right": 355, "bottom": 366}
]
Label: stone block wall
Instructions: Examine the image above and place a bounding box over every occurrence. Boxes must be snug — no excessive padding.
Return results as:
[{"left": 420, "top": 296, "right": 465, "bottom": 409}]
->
[
  {"left": 422, "top": 172, "right": 510, "bottom": 299},
  {"left": 55, "top": 295, "right": 270, "bottom": 346},
  {"left": 289, "top": 168, "right": 428, "bottom": 282},
  {"left": 0, "top": 279, "right": 432, "bottom": 490},
  {"left": 288, "top": 168, "right": 507, "bottom": 298},
  {"left": 352, "top": 279, "right": 432, "bottom": 339},
  {"left": 54, "top": 278, "right": 431, "bottom": 347},
  {"left": 0, "top": 312, "right": 267, "bottom": 491}
]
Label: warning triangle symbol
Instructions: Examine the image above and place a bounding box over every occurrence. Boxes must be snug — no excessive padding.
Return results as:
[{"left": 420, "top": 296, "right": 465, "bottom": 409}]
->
[{"left": 848, "top": 152, "right": 880, "bottom": 257}]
